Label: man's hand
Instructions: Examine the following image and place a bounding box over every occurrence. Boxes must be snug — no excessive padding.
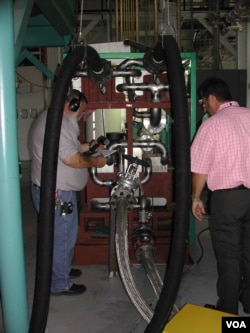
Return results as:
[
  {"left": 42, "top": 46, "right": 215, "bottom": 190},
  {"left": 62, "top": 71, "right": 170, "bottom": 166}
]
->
[
  {"left": 192, "top": 200, "right": 206, "bottom": 221},
  {"left": 63, "top": 152, "right": 106, "bottom": 168},
  {"left": 90, "top": 156, "right": 107, "bottom": 168}
]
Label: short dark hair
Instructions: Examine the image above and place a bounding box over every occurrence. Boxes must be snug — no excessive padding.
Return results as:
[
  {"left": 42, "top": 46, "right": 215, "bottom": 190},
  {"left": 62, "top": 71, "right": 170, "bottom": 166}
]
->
[
  {"left": 66, "top": 89, "right": 88, "bottom": 104},
  {"left": 198, "top": 77, "right": 232, "bottom": 102}
]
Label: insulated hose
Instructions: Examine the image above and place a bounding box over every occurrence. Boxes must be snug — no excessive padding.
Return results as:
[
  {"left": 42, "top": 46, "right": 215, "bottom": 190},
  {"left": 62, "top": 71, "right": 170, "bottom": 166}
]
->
[
  {"left": 144, "top": 36, "right": 190, "bottom": 333},
  {"left": 29, "top": 45, "right": 104, "bottom": 333}
]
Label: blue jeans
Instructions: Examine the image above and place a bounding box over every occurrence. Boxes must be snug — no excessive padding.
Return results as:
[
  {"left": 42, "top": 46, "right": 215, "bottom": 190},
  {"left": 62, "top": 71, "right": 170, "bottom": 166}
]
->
[{"left": 31, "top": 183, "right": 78, "bottom": 292}]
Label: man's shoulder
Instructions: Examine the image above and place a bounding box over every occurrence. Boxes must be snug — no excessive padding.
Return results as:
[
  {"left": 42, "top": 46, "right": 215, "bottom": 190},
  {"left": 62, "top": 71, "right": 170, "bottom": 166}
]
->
[{"left": 35, "top": 109, "right": 48, "bottom": 123}]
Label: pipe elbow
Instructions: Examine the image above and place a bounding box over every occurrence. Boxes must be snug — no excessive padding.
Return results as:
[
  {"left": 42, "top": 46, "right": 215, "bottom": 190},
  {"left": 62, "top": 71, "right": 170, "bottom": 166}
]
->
[{"left": 90, "top": 167, "right": 113, "bottom": 186}]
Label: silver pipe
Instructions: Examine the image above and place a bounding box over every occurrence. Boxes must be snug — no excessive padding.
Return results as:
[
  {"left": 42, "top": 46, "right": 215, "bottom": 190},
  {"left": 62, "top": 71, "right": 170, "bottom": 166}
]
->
[
  {"left": 90, "top": 141, "right": 167, "bottom": 187},
  {"left": 91, "top": 199, "right": 110, "bottom": 211},
  {"left": 89, "top": 167, "right": 113, "bottom": 186},
  {"left": 74, "top": 68, "right": 142, "bottom": 78},
  {"left": 109, "top": 140, "right": 168, "bottom": 162},
  {"left": 116, "top": 58, "right": 144, "bottom": 70},
  {"left": 117, "top": 82, "right": 169, "bottom": 102}
]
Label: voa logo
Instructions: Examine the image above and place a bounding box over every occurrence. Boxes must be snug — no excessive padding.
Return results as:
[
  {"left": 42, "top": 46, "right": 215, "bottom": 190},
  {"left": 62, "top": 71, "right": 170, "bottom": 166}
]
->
[
  {"left": 226, "top": 320, "right": 246, "bottom": 328},
  {"left": 222, "top": 317, "right": 249, "bottom": 331}
]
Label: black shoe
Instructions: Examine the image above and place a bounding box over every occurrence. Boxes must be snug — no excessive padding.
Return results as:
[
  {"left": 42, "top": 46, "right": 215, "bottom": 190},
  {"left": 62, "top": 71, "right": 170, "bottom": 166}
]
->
[
  {"left": 239, "top": 294, "right": 250, "bottom": 314},
  {"left": 69, "top": 268, "right": 82, "bottom": 279},
  {"left": 51, "top": 283, "right": 86, "bottom": 296},
  {"left": 204, "top": 304, "right": 219, "bottom": 311}
]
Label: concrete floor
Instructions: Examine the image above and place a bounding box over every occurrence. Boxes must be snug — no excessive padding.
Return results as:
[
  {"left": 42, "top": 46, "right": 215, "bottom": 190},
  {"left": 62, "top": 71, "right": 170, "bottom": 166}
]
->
[{"left": 1, "top": 161, "right": 249, "bottom": 333}]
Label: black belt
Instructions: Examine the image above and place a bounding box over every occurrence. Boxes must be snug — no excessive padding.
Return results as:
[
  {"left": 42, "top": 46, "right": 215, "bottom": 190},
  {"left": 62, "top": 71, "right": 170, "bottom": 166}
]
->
[
  {"left": 32, "top": 183, "right": 40, "bottom": 189},
  {"left": 233, "top": 185, "right": 248, "bottom": 190},
  {"left": 215, "top": 185, "right": 249, "bottom": 192}
]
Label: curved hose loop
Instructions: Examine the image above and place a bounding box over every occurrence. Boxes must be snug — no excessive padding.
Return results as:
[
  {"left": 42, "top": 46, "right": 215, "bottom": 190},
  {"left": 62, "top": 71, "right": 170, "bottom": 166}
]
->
[
  {"left": 29, "top": 45, "right": 89, "bottom": 333},
  {"left": 115, "top": 199, "right": 154, "bottom": 322},
  {"left": 145, "top": 36, "right": 190, "bottom": 333}
]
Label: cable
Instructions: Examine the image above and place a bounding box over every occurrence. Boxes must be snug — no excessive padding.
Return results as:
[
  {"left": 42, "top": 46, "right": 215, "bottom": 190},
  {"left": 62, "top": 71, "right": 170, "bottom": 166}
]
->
[
  {"left": 196, "top": 226, "right": 210, "bottom": 265},
  {"left": 78, "top": 0, "right": 84, "bottom": 42},
  {"left": 182, "top": 223, "right": 211, "bottom": 276}
]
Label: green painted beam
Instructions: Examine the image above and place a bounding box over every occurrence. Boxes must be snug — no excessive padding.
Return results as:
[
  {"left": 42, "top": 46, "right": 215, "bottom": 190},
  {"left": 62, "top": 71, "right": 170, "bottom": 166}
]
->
[
  {"left": 24, "top": 25, "right": 70, "bottom": 47},
  {"left": 34, "top": 0, "right": 77, "bottom": 36},
  {"left": 16, "top": 49, "right": 55, "bottom": 80},
  {"left": 14, "top": 0, "right": 34, "bottom": 59}
]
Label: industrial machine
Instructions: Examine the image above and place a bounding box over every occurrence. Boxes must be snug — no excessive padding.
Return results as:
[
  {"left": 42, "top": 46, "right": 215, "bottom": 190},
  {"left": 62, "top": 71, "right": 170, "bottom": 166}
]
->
[
  {"left": 73, "top": 45, "right": 195, "bottom": 271},
  {"left": 74, "top": 70, "right": 175, "bottom": 267},
  {"left": 65, "top": 41, "right": 196, "bottom": 323},
  {"left": 29, "top": 37, "right": 194, "bottom": 332}
]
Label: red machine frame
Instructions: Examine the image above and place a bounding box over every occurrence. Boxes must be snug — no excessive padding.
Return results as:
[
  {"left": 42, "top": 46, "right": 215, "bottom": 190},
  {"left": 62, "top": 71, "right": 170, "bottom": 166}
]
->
[{"left": 74, "top": 73, "right": 189, "bottom": 265}]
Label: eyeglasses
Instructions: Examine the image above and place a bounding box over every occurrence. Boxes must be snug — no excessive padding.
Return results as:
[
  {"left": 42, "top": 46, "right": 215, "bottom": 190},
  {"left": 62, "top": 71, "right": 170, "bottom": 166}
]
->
[{"left": 198, "top": 98, "right": 206, "bottom": 105}]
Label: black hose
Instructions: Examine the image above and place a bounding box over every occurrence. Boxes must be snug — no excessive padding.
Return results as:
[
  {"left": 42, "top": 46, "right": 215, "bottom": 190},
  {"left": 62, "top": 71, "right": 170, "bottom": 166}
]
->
[
  {"left": 145, "top": 36, "right": 190, "bottom": 332},
  {"left": 29, "top": 45, "right": 91, "bottom": 333},
  {"left": 153, "top": 41, "right": 165, "bottom": 63},
  {"left": 86, "top": 45, "right": 105, "bottom": 73}
]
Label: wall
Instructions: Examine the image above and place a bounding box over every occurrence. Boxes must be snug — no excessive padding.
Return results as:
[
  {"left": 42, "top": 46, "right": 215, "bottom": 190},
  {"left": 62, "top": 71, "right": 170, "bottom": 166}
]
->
[
  {"left": 16, "top": 66, "right": 45, "bottom": 160},
  {"left": 196, "top": 69, "right": 247, "bottom": 126}
]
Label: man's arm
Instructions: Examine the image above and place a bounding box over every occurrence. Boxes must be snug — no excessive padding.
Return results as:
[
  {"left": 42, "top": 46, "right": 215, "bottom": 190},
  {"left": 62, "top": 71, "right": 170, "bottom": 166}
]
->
[
  {"left": 63, "top": 152, "right": 107, "bottom": 168},
  {"left": 191, "top": 172, "right": 207, "bottom": 221}
]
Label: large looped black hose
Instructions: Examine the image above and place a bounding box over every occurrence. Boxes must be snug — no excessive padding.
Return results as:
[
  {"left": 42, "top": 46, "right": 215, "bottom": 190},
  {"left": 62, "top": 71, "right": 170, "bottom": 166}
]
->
[
  {"left": 145, "top": 36, "right": 190, "bottom": 332},
  {"left": 29, "top": 45, "right": 103, "bottom": 333}
]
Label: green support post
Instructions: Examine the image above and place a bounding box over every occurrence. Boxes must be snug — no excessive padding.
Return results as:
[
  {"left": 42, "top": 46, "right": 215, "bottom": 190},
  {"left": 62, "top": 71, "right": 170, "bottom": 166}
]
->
[{"left": 0, "top": 1, "right": 29, "bottom": 332}]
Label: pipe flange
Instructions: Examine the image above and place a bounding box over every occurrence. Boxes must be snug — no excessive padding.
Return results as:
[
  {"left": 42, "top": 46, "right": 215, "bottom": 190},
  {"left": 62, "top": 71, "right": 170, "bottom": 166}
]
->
[
  {"left": 110, "top": 187, "right": 135, "bottom": 209},
  {"left": 143, "top": 50, "right": 166, "bottom": 74},
  {"left": 135, "top": 244, "right": 158, "bottom": 262},
  {"left": 87, "top": 59, "right": 113, "bottom": 84}
]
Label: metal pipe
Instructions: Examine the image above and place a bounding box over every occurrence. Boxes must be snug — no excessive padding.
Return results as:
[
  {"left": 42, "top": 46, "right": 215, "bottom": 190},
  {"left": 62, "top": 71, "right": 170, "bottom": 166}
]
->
[
  {"left": 91, "top": 199, "right": 110, "bottom": 210},
  {"left": 116, "top": 58, "right": 144, "bottom": 70},
  {"left": 0, "top": 1, "right": 29, "bottom": 332},
  {"left": 108, "top": 141, "right": 168, "bottom": 164},
  {"left": 74, "top": 68, "right": 142, "bottom": 78},
  {"left": 89, "top": 168, "right": 113, "bottom": 186},
  {"left": 90, "top": 159, "right": 151, "bottom": 187},
  {"left": 89, "top": 140, "right": 167, "bottom": 187}
]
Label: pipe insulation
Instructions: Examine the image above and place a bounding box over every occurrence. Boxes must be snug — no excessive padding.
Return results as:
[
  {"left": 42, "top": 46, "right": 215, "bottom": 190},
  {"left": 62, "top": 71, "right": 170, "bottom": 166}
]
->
[
  {"left": 145, "top": 35, "right": 190, "bottom": 333},
  {"left": 29, "top": 45, "right": 104, "bottom": 333}
]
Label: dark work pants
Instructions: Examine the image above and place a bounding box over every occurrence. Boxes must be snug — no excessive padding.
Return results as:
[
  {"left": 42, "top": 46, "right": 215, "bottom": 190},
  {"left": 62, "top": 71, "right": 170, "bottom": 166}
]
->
[{"left": 210, "top": 188, "right": 250, "bottom": 315}]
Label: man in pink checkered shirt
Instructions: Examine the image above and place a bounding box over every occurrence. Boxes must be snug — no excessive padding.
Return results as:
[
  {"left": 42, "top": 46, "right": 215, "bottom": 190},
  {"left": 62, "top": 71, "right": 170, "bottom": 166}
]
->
[{"left": 191, "top": 77, "right": 250, "bottom": 315}]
